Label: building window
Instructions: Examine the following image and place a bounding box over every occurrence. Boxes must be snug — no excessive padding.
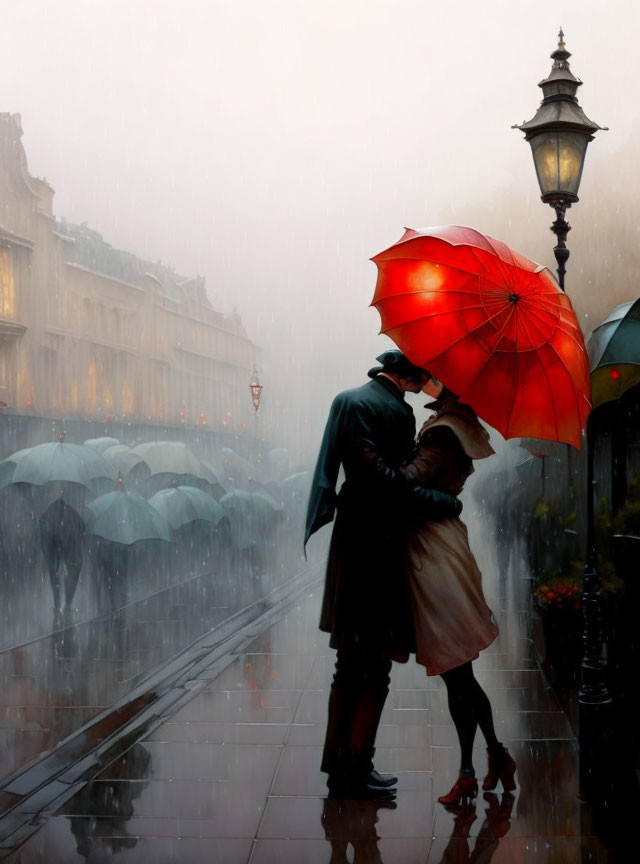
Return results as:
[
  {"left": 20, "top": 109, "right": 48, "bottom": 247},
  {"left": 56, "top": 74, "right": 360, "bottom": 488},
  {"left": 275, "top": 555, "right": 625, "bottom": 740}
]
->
[
  {"left": 87, "top": 361, "right": 97, "bottom": 410},
  {"left": 0, "top": 343, "right": 8, "bottom": 387},
  {"left": 0, "top": 249, "right": 16, "bottom": 318},
  {"left": 122, "top": 378, "right": 134, "bottom": 415},
  {"left": 69, "top": 380, "right": 79, "bottom": 412}
]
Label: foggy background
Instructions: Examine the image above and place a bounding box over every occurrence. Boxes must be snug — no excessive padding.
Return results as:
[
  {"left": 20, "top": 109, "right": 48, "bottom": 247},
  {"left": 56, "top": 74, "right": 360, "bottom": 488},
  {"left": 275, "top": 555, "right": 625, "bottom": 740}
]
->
[{"left": 2, "top": 0, "right": 638, "bottom": 463}]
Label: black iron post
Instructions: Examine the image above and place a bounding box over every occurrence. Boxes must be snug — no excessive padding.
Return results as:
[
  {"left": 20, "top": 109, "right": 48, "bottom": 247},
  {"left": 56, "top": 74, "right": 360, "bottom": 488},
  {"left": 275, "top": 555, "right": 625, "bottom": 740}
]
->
[
  {"left": 515, "top": 31, "right": 613, "bottom": 806},
  {"left": 578, "top": 413, "right": 614, "bottom": 804},
  {"left": 550, "top": 202, "right": 571, "bottom": 292}
]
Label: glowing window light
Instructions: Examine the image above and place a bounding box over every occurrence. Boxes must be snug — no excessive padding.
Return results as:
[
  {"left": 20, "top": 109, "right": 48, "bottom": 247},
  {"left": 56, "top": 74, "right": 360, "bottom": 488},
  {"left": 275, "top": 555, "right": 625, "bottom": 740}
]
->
[
  {"left": 0, "top": 250, "right": 16, "bottom": 318},
  {"left": 69, "top": 380, "right": 79, "bottom": 411},
  {"left": 122, "top": 380, "right": 134, "bottom": 414},
  {"left": 87, "top": 363, "right": 97, "bottom": 409}
]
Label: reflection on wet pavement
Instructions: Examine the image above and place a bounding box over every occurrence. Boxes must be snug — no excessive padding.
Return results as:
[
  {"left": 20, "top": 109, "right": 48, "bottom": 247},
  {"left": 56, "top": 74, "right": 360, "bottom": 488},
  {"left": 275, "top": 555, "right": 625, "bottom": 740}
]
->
[
  {"left": 3, "top": 523, "right": 632, "bottom": 863},
  {"left": 0, "top": 557, "right": 285, "bottom": 781},
  {"left": 7, "top": 558, "right": 628, "bottom": 862}
]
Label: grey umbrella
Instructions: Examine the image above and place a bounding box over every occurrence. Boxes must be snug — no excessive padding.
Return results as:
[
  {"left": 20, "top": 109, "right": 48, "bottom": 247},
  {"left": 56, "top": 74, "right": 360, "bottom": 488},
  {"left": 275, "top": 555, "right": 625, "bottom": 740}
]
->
[
  {"left": 86, "top": 490, "right": 171, "bottom": 545},
  {"left": 0, "top": 441, "right": 117, "bottom": 491},
  {"left": 148, "top": 486, "right": 228, "bottom": 530}
]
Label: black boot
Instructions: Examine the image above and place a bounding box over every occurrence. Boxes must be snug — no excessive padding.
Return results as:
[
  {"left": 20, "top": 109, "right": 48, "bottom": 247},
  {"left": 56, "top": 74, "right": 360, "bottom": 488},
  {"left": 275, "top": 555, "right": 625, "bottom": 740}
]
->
[
  {"left": 322, "top": 686, "right": 356, "bottom": 785},
  {"left": 367, "top": 750, "right": 398, "bottom": 788},
  {"left": 348, "top": 689, "right": 398, "bottom": 788}
]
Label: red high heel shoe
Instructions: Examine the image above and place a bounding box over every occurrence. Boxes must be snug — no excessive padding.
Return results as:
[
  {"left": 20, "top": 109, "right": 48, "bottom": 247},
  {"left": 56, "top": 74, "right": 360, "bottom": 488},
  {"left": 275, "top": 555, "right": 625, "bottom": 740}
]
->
[
  {"left": 482, "top": 744, "right": 516, "bottom": 792},
  {"left": 437, "top": 774, "right": 478, "bottom": 806}
]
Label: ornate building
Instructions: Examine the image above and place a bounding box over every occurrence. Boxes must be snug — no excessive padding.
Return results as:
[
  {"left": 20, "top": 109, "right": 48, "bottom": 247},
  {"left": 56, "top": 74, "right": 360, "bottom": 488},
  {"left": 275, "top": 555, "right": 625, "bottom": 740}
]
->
[{"left": 0, "top": 112, "right": 260, "bottom": 429}]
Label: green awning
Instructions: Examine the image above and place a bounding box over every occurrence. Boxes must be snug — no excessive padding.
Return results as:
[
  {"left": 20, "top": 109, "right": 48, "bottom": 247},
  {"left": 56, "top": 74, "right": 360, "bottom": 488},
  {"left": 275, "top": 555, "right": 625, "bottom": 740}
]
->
[{"left": 587, "top": 298, "right": 640, "bottom": 408}]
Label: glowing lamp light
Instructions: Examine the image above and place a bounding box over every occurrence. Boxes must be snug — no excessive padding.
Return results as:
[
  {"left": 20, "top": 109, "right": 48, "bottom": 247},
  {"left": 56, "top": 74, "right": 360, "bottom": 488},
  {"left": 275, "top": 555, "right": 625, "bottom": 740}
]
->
[
  {"left": 610, "top": 368, "right": 620, "bottom": 380},
  {"left": 514, "top": 30, "right": 606, "bottom": 291},
  {"left": 515, "top": 30, "right": 605, "bottom": 206}
]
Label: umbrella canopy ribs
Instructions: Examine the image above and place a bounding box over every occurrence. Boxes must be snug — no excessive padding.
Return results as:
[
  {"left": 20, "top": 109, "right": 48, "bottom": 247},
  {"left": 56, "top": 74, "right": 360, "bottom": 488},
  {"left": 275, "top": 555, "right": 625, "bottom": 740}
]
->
[{"left": 371, "top": 225, "right": 591, "bottom": 448}]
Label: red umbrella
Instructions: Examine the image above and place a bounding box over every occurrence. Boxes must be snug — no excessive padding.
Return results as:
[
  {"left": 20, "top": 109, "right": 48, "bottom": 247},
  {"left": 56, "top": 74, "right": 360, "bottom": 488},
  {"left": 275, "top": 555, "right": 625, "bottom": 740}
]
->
[{"left": 371, "top": 225, "right": 590, "bottom": 449}]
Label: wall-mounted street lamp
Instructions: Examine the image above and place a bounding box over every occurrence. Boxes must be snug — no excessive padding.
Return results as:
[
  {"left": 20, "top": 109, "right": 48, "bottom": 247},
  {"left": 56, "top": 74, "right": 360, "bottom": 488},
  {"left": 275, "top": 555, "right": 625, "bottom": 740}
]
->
[
  {"left": 514, "top": 29, "right": 607, "bottom": 290},
  {"left": 515, "top": 31, "right": 613, "bottom": 808},
  {"left": 249, "top": 367, "right": 263, "bottom": 413}
]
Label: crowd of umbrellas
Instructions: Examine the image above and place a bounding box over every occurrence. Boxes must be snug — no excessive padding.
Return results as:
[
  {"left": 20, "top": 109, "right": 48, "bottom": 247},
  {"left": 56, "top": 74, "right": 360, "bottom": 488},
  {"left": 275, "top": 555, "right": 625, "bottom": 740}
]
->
[{"left": 0, "top": 434, "right": 309, "bottom": 627}]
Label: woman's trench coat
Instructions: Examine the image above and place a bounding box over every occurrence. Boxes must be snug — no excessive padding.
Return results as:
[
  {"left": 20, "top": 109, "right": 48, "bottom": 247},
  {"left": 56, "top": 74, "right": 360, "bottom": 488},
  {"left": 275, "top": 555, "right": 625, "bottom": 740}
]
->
[{"left": 401, "top": 399, "right": 499, "bottom": 674}]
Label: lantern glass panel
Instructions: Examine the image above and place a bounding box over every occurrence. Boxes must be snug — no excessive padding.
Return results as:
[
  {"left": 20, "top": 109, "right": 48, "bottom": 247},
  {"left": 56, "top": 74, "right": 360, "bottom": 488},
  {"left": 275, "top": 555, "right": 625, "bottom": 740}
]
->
[{"left": 530, "top": 131, "right": 589, "bottom": 199}]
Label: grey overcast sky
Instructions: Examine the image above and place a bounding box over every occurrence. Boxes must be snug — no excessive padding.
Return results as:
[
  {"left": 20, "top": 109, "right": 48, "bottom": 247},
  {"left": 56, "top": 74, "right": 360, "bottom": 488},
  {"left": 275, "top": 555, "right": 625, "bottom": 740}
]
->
[{"left": 1, "top": 0, "right": 638, "bottom": 454}]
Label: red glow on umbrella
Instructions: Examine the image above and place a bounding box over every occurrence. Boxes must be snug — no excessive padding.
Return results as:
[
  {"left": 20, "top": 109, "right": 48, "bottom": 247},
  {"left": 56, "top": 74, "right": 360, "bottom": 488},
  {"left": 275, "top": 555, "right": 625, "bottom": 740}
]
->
[
  {"left": 610, "top": 368, "right": 620, "bottom": 380},
  {"left": 371, "top": 226, "right": 591, "bottom": 448}
]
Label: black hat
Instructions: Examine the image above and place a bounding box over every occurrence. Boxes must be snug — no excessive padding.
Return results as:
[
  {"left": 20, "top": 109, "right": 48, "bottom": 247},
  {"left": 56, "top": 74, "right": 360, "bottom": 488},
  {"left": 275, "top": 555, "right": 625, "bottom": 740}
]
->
[{"left": 367, "top": 349, "right": 428, "bottom": 380}]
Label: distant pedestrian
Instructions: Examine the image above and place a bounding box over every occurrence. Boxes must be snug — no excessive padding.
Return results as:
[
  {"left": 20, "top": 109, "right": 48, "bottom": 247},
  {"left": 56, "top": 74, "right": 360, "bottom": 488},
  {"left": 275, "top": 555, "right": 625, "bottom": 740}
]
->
[
  {"left": 39, "top": 492, "right": 85, "bottom": 624},
  {"left": 92, "top": 539, "right": 130, "bottom": 612}
]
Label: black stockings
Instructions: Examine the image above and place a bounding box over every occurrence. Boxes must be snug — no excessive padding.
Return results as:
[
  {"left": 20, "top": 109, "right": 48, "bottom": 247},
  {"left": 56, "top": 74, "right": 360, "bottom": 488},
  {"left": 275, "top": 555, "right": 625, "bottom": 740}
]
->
[{"left": 441, "top": 661, "right": 499, "bottom": 775}]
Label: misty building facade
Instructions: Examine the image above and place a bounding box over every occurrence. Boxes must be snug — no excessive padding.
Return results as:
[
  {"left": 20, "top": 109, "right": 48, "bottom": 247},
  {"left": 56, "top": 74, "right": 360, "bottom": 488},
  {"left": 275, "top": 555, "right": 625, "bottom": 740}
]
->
[{"left": 0, "top": 113, "right": 260, "bottom": 429}]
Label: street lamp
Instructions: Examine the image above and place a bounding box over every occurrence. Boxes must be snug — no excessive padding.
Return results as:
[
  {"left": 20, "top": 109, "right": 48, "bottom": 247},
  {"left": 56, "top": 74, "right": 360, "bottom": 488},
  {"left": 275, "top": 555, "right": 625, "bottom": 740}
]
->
[
  {"left": 514, "top": 29, "right": 607, "bottom": 290},
  {"left": 249, "top": 367, "right": 263, "bottom": 412},
  {"left": 515, "top": 31, "right": 613, "bottom": 807}
]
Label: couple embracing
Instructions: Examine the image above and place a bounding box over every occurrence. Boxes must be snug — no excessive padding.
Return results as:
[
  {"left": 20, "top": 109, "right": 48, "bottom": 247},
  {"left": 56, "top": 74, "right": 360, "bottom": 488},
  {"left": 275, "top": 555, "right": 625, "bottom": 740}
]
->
[{"left": 305, "top": 349, "right": 516, "bottom": 805}]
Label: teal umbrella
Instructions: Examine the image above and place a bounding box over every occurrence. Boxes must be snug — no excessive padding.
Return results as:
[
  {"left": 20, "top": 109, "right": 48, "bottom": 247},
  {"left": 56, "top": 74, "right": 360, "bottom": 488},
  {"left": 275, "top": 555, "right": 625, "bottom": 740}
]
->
[
  {"left": 220, "top": 448, "right": 253, "bottom": 485},
  {"left": 588, "top": 298, "right": 640, "bottom": 408},
  {"left": 131, "top": 441, "right": 215, "bottom": 481},
  {"left": 279, "top": 472, "right": 309, "bottom": 499},
  {"left": 251, "top": 490, "right": 283, "bottom": 515},
  {"left": 0, "top": 441, "right": 117, "bottom": 491},
  {"left": 102, "top": 444, "right": 146, "bottom": 475},
  {"left": 86, "top": 491, "right": 171, "bottom": 545},
  {"left": 219, "top": 490, "right": 258, "bottom": 549},
  {"left": 0, "top": 460, "right": 15, "bottom": 488},
  {"left": 32, "top": 482, "right": 94, "bottom": 521},
  {"left": 148, "top": 485, "right": 227, "bottom": 530},
  {"left": 265, "top": 447, "right": 290, "bottom": 481},
  {"left": 201, "top": 460, "right": 227, "bottom": 491},
  {"left": 83, "top": 436, "right": 121, "bottom": 454},
  {"left": 220, "top": 490, "right": 281, "bottom": 549}
]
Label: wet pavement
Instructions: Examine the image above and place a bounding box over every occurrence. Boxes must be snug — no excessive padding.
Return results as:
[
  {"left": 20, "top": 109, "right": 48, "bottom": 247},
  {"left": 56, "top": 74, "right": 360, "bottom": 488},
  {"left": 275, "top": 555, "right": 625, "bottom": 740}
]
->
[
  {"left": 0, "top": 553, "right": 298, "bottom": 781},
  {"left": 1, "top": 522, "right": 629, "bottom": 862}
]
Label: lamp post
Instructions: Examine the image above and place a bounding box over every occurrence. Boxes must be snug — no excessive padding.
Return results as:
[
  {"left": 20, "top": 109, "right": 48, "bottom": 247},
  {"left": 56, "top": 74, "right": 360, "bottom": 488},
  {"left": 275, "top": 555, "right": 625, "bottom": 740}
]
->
[
  {"left": 249, "top": 366, "right": 264, "bottom": 463},
  {"left": 514, "top": 29, "right": 607, "bottom": 291},
  {"left": 515, "top": 31, "right": 613, "bottom": 806},
  {"left": 249, "top": 367, "right": 263, "bottom": 412}
]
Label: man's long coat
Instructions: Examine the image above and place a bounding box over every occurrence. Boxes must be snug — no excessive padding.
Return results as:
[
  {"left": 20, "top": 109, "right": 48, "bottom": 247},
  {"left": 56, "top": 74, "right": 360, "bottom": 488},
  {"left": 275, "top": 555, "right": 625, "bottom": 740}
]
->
[{"left": 305, "top": 375, "right": 417, "bottom": 661}]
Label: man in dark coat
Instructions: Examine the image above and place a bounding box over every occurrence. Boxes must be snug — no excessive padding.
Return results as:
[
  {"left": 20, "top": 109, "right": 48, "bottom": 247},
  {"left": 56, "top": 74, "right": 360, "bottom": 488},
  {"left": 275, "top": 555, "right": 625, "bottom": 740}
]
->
[
  {"left": 305, "top": 350, "right": 461, "bottom": 796},
  {"left": 39, "top": 491, "right": 86, "bottom": 624}
]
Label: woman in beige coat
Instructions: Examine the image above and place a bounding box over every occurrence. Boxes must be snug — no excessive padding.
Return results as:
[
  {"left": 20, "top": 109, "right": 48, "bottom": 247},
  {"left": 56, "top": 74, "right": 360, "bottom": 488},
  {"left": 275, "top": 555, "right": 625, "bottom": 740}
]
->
[{"left": 400, "top": 381, "right": 516, "bottom": 806}]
